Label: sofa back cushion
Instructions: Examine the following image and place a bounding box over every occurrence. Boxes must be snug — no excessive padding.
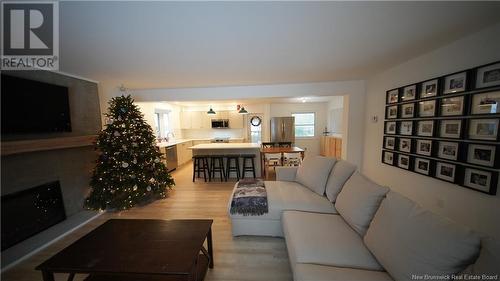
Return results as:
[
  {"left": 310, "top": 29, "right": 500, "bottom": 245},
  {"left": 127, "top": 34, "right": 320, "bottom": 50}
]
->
[
  {"left": 364, "top": 191, "right": 481, "bottom": 281},
  {"left": 334, "top": 172, "right": 389, "bottom": 236},
  {"left": 295, "top": 156, "right": 336, "bottom": 196},
  {"left": 325, "top": 160, "right": 357, "bottom": 202}
]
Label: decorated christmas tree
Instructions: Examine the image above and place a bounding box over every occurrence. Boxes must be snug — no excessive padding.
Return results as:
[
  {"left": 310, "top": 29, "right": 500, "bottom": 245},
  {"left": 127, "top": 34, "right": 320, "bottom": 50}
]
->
[{"left": 85, "top": 95, "right": 174, "bottom": 210}]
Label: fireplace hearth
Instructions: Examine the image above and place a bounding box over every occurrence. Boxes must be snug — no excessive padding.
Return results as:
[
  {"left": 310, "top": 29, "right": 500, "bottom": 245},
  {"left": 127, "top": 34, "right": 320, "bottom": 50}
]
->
[{"left": 1, "top": 181, "right": 66, "bottom": 251}]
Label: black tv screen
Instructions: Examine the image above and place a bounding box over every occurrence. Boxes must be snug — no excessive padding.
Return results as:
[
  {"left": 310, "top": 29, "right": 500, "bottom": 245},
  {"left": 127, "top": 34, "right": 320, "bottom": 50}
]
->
[{"left": 1, "top": 74, "right": 71, "bottom": 134}]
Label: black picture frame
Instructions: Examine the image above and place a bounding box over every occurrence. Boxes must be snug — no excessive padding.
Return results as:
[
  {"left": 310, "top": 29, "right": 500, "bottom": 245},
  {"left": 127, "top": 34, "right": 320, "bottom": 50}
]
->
[
  {"left": 384, "top": 136, "right": 396, "bottom": 150},
  {"left": 397, "top": 154, "right": 411, "bottom": 170},
  {"left": 386, "top": 88, "right": 400, "bottom": 104},
  {"left": 437, "top": 141, "right": 460, "bottom": 161},
  {"left": 443, "top": 71, "right": 468, "bottom": 95},
  {"left": 401, "top": 85, "right": 417, "bottom": 102},
  {"left": 474, "top": 61, "right": 500, "bottom": 90},
  {"left": 439, "top": 95, "right": 467, "bottom": 117},
  {"left": 418, "top": 99, "right": 438, "bottom": 117},
  {"left": 382, "top": 150, "right": 395, "bottom": 165},
  {"left": 400, "top": 103, "right": 415, "bottom": 118},
  {"left": 385, "top": 121, "right": 397, "bottom": 135},
  {"left": 466, "top": 118, "right": 500, "bottom": 141},
  {"left": 386, "top": 105, "right": 398, "bottom": 119},
  {"left": 414, "top": 157, "right": 433, "bottom": 176},
  {"left": 415, "top": 139, "right": 433, "bottom": 156},
  {"left": 419, "top": 79, "right": 439, "bottom": 99},
  {"left": 416, "top": 120, "right": 435, "bottom": 137},
  {"left": 438, "top": 119, "right": 463, "bottom": 139},
  {"left": 435, "top": 162, "right": 458, "bottom": 183},
  {"left": 466, "top": 143, "right": 499, "bottom": 168},
  {"left": 399, "top": 121, "right": 414, "bottom": 136},
  {"left": 470, "top": 91, "right": 500, "bottom": 115},
  {"left": 398, "top": 138, "right": 412, "bottom": 153},
  {"left": 463, "top": 168, "right": 498, "bottom": 195}
]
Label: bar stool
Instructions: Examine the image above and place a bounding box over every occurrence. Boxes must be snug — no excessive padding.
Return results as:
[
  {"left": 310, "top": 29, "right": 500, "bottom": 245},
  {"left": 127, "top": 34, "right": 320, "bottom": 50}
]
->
[
  {"left": 241, "top": 154, "right": 256, "bottom": 179},
  {"left": 225, "top": 154, "right": 241, "bottom": 181},
  {"left": 192, "top": 155, "right": 210, "bottom": 182},
  {"left": 210, "top": 155, "right": 226, "bottom": 182}
]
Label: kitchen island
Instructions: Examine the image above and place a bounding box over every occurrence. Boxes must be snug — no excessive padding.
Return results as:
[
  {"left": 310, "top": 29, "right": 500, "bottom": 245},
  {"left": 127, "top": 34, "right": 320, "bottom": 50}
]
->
[{"left": 189, "top": 143, "right": 262, "bottom": 178}]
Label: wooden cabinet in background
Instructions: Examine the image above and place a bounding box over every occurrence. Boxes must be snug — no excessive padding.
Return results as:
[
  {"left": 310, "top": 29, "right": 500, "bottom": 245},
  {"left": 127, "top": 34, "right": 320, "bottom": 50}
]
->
[{"left": 320, "top": 136, "right": 342, "bottom": 159}]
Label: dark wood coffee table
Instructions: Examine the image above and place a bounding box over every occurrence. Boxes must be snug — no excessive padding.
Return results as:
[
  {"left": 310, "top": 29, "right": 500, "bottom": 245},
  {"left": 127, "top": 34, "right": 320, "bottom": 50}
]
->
[{"left": 36, "top": 219, "right": 214, "bottom": 281}]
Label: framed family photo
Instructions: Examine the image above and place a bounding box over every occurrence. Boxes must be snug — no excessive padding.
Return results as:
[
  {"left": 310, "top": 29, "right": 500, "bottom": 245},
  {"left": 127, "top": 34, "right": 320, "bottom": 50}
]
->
[
  {"left": 468, "top": 118, "right": 499, "bottom": 141},
  {"left": 414, "top": 158, "right": 431, "bottom": 175},
  {"left": 443, "top": 72, "right": 467, "bottom": 94},
  {"left": 440, "top": 96, "right": 465, "bottom": 116},
  {"left": 467, "top": 144, "right": 497, "bottom": 167},
  {"left": 439, "top": 119, "right": 462, "bottom": 139},
  {"left": 437, "top": 141, "right": 459, "bottom": 161},
  {"left": 384, "top": 136, "right": 396, "bottom": 150},
  {"left": 398, "top": 154, "right": 410, "bottom": 170},
  {"left": 475, "top": 62, "right": 500, "bottom": 89},
  {"left": 386, "top": 105, "right": 398, "bottom": 119},
  {"left": 402, "top": 85, "right": 417, "bottom": 101},
  {"left": 383, "top": 151, "right": 395, "bottom": 165},
  {"left": 399, "top": 138, "right": 412, "bottom": 153},
  {"left": 385, "top": 121, "right": 397, "bottom": 134},
  {"left": 418, "top": 100, "right": 437, "bottom": 117},
  {"left": 387, "top": 89, "right": 399, "bottom": 104},
  {"left": 417, "top": 120, "right": 434, "bottom": 137},
  {"left": 401, "top": 103, "right": 415, "bottom": 118},
  {"left": 463, "top": 168, "right": 496, "bottom": 194},
  {"left": 416, "top": 139, "right": 432, "bottom": 156},
  {"left": 420, "top": 79, "right": 438, "bottom": 98},
  {"left": 399, "top": 121, "right": 413, "bottom": 135},
  {"left": 435, "top": 162, "right": 456, "bottom": 183},
  {"left": 470, "top": 91, "right": 500, "bottom": 115}
]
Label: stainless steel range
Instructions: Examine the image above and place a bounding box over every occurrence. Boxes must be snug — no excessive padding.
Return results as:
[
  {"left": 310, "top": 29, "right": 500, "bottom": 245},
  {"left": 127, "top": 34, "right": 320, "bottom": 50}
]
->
[{"left": 211, "top": 137, "right": 230, "bottom": 143}]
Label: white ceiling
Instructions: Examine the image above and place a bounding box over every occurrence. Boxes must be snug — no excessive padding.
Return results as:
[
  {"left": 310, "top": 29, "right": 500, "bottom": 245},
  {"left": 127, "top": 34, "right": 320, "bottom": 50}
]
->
[
  {"left": 59, "top": 1, "right": 500, "bottom": 89},
  {"left": 168, "top": 96, "right": 337, "bottom": 106}
]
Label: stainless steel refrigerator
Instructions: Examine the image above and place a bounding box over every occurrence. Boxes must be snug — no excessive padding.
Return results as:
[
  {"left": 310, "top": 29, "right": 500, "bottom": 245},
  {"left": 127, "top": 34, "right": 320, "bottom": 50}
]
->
[{"left": 270, "top": 117, "right": 295, "bottom": 143}]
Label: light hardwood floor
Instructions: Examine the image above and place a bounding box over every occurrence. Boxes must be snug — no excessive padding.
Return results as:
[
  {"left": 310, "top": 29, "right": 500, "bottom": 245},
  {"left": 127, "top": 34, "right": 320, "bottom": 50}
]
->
[{"left": 1, "top": 163, "right": 291, "bottom": 281}]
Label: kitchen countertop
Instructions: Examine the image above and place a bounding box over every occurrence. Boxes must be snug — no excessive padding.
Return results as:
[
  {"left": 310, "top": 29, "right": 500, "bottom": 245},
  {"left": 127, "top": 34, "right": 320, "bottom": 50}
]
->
[
  {"left": 157, "top": 138, "right": 244, "bottom": 148},
  {"left": 189, "top": 143, "right": 260, "bottom": 150}
]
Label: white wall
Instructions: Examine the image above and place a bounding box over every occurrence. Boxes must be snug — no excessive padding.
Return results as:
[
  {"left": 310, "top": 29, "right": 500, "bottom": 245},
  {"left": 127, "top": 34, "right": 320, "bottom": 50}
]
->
[
  {"left": 269, "top": 103, "right": 328, "bottom": 156},
  {"left": 362, "top": 23, "right": 500, "bottom": 239}
]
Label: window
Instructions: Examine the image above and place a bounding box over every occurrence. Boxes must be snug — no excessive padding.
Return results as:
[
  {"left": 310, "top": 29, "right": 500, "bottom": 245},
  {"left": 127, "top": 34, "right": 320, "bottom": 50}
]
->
[
  {"left": 155, "top": 110, "right": 171, "bottom": 138},
  {"left": 292, "top": 112, "right": 315, "bottom": 137}
]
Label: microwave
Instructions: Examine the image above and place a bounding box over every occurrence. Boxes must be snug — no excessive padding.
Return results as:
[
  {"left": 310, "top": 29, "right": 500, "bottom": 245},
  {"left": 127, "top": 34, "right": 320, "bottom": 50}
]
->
[{"left": 211, "top": 119, "right": 229, "bottom": 128}]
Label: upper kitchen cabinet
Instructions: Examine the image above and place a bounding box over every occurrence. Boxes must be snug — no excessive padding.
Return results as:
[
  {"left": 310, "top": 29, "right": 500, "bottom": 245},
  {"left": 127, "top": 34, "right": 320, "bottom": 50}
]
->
[
  {"left": 180, "top": 111, "right": 210, "bottom": 129},
  {"left": 180, "top": 111, "right": 191, "bottom": 129},
  {"left": 229, "top": 111, "right": 244, "bottom": 129}
]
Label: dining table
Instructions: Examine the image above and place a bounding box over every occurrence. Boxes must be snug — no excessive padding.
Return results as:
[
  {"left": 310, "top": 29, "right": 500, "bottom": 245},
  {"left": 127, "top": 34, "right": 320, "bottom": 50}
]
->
[{"left": 260, "top": 146, "right": 305, "bottom": 177}]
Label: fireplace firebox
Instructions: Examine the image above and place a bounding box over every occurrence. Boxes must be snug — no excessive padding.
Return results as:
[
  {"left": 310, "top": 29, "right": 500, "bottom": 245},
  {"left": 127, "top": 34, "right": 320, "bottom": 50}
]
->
[{"left": 1, "top": 181, "right": 66, "bottom": 251}]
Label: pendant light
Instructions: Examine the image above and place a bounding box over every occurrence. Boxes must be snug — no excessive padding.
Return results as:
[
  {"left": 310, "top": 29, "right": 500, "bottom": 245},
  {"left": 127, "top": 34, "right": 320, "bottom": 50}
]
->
[
  {"left": 207, "top": 106, "right": 216, "bottom": 115},
  {"left": 238, "top": 106, "right": 248, "bottom": 114}
]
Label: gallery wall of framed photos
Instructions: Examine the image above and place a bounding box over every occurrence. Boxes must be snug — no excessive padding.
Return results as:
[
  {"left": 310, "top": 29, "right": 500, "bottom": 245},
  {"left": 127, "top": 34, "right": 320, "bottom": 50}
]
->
[{"left": 382, "top": 61, "right": 500, "bottom": 195}]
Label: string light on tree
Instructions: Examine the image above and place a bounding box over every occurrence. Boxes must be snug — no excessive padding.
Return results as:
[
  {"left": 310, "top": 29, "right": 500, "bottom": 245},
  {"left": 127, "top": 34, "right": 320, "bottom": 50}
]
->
[{"left": 85, "top": 95, "right": 175, "bottom": 210}]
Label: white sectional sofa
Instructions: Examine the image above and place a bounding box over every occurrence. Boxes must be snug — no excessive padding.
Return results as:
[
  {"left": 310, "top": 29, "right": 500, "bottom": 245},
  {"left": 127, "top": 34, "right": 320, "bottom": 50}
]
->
[{"left": 228, "top": 156, "right": 499, "bottom": 281}]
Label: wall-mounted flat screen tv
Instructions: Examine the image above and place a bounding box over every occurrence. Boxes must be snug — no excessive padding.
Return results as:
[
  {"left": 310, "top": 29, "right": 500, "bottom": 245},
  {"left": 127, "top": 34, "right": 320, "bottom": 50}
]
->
[{"left": 1, "top": 74, "right": 71, "bottom": 134}]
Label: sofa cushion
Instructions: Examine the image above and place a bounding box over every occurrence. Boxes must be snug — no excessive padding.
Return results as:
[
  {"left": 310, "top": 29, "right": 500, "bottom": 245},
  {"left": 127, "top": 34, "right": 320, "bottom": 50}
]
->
[
  {"left": 283, "top": 210, "right": 383, "bottom": 271},
  {"left": 460, "top": 237, "right": 499, "bottom": 276},
  {"left": 229, "top": 181, "right": 337, "bottom": 221},
  {"left": 325, "top": 160, "right": 357, "bottom": 202},
  {"left": 294, "top": 264, "right": 393, "bottom": 281},
  {"left": 335, "top": 172, "right": 389, "bottom": 236},
  {"left": 295, "top": 156, "right": 336, "bottom": 196},
  {"left": 364, "top": 191, "right": 481, "bottom": 281}
]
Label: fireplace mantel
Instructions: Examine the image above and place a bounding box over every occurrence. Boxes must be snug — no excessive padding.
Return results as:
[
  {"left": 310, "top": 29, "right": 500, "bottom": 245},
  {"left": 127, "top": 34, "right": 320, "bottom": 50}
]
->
[{"left": 1, "top": 135, "right": 98, "bottom": 156}]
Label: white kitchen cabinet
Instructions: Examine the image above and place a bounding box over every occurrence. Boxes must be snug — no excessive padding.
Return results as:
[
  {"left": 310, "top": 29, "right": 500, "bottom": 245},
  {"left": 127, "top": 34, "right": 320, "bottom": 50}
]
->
[
  {"left": 180, "top": 112, "right": 191, "bottom": 129},
  {"left": 228, "top": 111, "right": 244, "bottom": 129},
  {"left": 176, "top": 141, "right": 193, "bottom": 165}
]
